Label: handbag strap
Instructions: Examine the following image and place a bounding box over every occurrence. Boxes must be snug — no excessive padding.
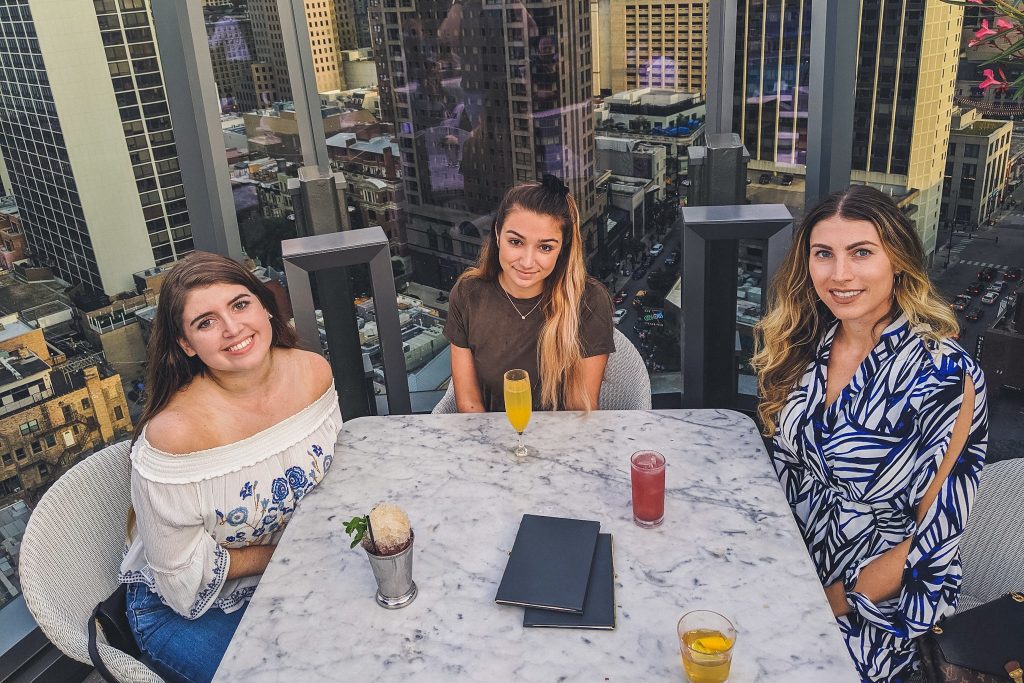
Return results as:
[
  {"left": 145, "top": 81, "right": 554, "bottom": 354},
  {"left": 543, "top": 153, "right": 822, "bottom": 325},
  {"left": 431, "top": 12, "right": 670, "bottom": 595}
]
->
[{"left": 88, "top": 602, "right": 121, "bottom": 683}]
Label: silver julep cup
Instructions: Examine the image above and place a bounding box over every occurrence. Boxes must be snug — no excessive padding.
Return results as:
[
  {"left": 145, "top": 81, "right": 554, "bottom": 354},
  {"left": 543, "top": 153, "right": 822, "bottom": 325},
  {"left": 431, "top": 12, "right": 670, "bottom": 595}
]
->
[{"left": 364, "top": 531, "right": 417, "bottom": 609}]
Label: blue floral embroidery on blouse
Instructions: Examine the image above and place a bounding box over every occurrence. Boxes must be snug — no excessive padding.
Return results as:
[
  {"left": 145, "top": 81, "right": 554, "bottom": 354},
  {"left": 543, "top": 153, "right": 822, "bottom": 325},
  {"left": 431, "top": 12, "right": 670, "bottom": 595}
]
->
[
  {"left": 271, "top": 478, "right": 289, "bottom": 503},
  {"left": 215, "top": 443, "right": 333, "bottom": 545}
]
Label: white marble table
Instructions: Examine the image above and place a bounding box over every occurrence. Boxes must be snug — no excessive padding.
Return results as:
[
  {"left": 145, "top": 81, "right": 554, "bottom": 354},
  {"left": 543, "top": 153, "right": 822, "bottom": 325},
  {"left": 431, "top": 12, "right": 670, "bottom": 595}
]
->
[{"left": 215, "top": 410, "right": 858, "bottom": 682}]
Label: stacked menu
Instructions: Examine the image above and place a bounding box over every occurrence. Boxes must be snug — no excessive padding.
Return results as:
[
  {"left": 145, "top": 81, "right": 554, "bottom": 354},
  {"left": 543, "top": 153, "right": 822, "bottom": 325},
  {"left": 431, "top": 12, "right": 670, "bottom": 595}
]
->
[{"left": 494, "top": 514, "right": 616, "bottom": 630}]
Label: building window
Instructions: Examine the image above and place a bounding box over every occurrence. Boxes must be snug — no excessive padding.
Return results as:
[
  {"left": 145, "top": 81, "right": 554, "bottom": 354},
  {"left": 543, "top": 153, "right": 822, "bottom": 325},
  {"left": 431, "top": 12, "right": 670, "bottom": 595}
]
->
[
  {"left": 82, "top": 398, "right": 91, "bottom": 410},
  {"left": 45, "top": 434, "right": 56, "bottom": 447},
  {"left": 964, "top": 144, "right": 979, "bottom": 158},
  {"left": 1, "top": 453, "right": 11, "bottom": 466},
  {"left": 15, "top": 448, "right": 26, "bottom": 461},
  {"left": 19, "top": 419, "right": 40, "bottom": 435},
  {"left": 0, "top": 475, "right": 21, "bottom": 495},
  {"left": 114, "top": 405, "right": 124, "bottom": 420},
  {"left": 31, "top": 440, "right": 42, "bottom": 454},
  {"left": 36, "top": 462, "right": 48, "bottom": 477},
  {"left": 63, "top": 405, "right": 74, "bottom": 421}
]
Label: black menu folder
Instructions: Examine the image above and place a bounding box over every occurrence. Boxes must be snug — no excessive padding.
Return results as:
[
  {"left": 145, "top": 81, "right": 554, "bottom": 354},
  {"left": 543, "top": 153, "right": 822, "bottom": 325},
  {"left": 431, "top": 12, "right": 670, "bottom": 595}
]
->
[
  {"left": 494, "top": 514, "right": 600, "bottom": 613},
  {"left": 523, "top": 533, "right": 615, "bottom": 629}
]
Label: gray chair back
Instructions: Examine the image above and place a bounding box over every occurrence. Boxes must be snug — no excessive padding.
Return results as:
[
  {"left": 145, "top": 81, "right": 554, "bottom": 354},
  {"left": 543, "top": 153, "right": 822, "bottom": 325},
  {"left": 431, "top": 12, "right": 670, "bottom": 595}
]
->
[
  {"left": 19, "top": 442, "right": 163, "bottom": 682},
  {"left": 432, "top": 328, "right": 651, "bottom": 413},
  {"left": 957, "top": 459, "right": 1024, "bottom": 613}
]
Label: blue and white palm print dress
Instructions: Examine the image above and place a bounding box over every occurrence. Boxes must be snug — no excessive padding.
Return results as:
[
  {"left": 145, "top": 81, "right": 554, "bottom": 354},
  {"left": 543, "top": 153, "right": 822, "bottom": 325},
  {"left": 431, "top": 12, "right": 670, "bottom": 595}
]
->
[{"left": 771, "top": 314, "right": 988, "bottom": 683}]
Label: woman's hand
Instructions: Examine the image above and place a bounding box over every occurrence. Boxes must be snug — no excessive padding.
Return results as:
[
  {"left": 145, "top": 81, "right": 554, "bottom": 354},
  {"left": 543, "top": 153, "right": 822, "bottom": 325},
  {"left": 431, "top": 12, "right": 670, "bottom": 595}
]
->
[
  {"left": 226, "top": 544, "right": 277, "bottom": 580},
  {"left": 450, "top": 344, "right": 486, "bottom": 412},
  {"left": 824, "top": 581, "right": 851, "bottom": 617}
]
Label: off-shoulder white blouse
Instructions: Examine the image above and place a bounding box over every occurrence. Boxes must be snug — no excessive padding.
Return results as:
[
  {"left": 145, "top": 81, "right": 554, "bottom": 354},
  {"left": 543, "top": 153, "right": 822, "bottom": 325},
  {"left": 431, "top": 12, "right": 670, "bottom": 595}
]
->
[{"left": 119, "top": 385, "right": 342, "bottom": 619}]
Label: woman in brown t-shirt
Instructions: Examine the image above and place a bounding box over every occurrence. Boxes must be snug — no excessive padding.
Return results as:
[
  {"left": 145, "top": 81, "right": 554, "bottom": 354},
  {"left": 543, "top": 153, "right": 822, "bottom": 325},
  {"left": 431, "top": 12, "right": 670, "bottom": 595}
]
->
[{"left": 443, "top": 176, "right": 615, "bottom": 412}]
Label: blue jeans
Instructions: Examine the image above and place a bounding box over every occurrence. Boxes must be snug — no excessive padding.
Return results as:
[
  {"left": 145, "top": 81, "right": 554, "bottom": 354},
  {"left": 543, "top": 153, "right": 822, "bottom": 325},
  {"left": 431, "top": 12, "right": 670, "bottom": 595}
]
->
[{"left": 125, "top": 583, "right": 248, "bottom": 683}]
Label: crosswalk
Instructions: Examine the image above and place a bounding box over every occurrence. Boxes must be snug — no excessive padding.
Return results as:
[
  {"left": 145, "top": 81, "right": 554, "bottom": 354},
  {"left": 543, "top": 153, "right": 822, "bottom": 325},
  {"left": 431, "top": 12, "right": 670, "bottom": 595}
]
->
[{"left": 960, "top": 260, "right": 1016, "bottom": 269}]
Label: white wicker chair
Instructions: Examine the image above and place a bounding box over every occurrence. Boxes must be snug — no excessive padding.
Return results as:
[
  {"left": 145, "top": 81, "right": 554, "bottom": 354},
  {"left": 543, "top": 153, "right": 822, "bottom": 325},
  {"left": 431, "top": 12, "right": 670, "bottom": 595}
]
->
[
  {"left": 432, "top": 328, "right": 652, "bottom": 413},
  {"left": 19, "top": 441, "right": 163, "bottom": 683},
  {"left": 956, "top": 458, "right": 1024, "bottom": 613}
]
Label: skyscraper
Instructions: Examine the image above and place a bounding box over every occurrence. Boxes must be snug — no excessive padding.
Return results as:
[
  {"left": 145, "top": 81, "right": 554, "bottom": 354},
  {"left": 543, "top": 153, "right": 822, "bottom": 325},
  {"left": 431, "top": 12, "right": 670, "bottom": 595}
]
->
[
  {"left": 0, "top": 0, "right": 192, "bottom": 295},
  {"left": 592, "top": 0, "right": 707, "bottom": 97},
  {"left": 372, "top": 0, "right": 599, "bottom": 288},
  {"left": 732, "top": 0, "right": 962, "bottom": 260},
  {"left": 248, "top": 0, "right": 348, "bottom": 101}
]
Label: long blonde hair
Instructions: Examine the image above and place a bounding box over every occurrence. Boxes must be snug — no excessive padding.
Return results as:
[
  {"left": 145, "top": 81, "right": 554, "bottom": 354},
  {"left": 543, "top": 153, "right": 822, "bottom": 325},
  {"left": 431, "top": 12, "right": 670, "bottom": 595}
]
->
[
  {"left": 752, "top": 185, "right": 958, "bottom": 436},
  {"left": 460, "top": 178, "right": 592, "bottom": 411}
]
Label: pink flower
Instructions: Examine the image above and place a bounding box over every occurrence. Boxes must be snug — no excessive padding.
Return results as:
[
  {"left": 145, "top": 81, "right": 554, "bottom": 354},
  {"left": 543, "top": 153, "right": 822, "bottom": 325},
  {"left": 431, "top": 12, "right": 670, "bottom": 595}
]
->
[
  {"left": 975, "top": 19, "right": 998, "bottom": 40},
  {"left": 996, "top": 18, "right": 1014, "bottom": 31},
  {"left": 979, "top": 68, "right": 1005, "bottom": 90}
]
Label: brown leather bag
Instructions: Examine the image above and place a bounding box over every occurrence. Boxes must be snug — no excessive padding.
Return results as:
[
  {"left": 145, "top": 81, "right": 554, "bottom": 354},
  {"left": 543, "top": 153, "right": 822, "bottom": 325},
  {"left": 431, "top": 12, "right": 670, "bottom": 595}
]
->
[{"left": 918, "top": 593, "right": 1024, "bottom": 683}]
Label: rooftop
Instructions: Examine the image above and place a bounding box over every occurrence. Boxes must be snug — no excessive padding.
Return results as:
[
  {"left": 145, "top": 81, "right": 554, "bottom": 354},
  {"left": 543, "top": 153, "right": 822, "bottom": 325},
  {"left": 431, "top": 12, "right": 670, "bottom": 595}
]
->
[
  {"left": 0, "top": 274, "right": 68, "bottom": 318},
  {"left": 956, "top": 120, "right": 1011, "bottom": 137},
  {"left": 0, "top": 316, "right": 34, "bottom": 345},
  {"left": 0, "top": 349, "right": 49, "bottom": 386}
]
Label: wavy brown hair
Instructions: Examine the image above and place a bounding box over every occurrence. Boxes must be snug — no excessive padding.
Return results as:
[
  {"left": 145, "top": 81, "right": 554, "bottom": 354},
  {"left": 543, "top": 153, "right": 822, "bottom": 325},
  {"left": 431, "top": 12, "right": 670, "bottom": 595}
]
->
[
  {"left": 460, "top": 180, "right": 592, "bottom": 411},
  {"left": 132, "top": 251, "right": 299, "bottom": 445},
  {"left": 752, "top": 185, "right": 958, "bottom": 435}
]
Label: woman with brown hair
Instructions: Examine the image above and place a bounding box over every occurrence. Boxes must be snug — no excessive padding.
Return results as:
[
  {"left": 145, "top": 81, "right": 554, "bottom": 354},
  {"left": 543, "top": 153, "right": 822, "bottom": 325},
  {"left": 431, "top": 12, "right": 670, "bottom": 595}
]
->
[
  {"left": 444, "top": 175, "right": 615, "bottom": 413},
  {"left": 118, "top": 252, "right": 339, "bottom": 683},
  {"left": 752, "top": 186, "right": 988, "bottom": 682}
]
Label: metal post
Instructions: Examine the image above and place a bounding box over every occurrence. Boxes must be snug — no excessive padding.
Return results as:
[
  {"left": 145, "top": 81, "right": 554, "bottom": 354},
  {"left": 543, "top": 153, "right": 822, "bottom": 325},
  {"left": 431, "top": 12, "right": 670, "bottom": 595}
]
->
[
  {"left": 805, "top": 0, "right": 859, "bottom": 208},
  {"left": 705, "top": 0, "right": 737, "bottom": 136},
  {"left": 283, "top": 228, "right": 411, "bottom": 416},
  {"left": 276, "top": 0, "right": 331, "bottom": 174},
  {"left": 150, "top": 0, "right": 243, "bottom": 260},
  {"left": 680, "top": 205, "right": 793, "bottom": 412}
]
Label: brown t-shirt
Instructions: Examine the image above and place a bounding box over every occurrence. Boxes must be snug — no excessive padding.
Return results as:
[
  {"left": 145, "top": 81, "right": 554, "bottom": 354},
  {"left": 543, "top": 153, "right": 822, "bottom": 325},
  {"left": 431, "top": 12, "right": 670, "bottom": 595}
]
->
[{"left": 443, "top": 276, "right": 616, "bottom": 411}]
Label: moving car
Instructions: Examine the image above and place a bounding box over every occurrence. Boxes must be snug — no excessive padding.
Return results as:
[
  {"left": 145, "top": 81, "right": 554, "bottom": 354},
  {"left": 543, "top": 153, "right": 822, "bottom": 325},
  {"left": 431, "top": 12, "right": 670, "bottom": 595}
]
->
[
  {"left": 650, "top": 243, "right": 664, "bottom": 257},
  {"left": 966, "top": 282, "right": 983, "bottom": 295},
  {"left": 780, "top": 173, "right": 794, "bottom": 186},
  {"left": 613, "top": 289, "right": 628, "bottom": 305},
  {"left": 977, "top": 267, "right": 995, "bottom": 282},
  {"left": 612, "top": 308, "right": 627, "bottom": 326},
  {"left": 981, "top": 291, "right": 999, "bottom": 305},
  {"left": 965, "top": 308, "right": 983, "bottom": 321},
  {"left": 952, "top": 295, "right": 971, "bottom": 311},
  {"left": 632, "top": 267, "right": 647, "bottom": 280},
  {"left": 758, "top": 173, "right": 772, "bottom": 184},
  {"left": 1004, "top": 267, "right": 1021, "bottom": 281}
]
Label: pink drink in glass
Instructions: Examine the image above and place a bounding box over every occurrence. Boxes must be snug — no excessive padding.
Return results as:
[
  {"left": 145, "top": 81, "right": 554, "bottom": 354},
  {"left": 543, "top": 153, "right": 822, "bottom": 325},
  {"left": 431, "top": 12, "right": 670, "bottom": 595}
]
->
[{"left": 630, "top": 450, "right": 665, "bottom": 527}]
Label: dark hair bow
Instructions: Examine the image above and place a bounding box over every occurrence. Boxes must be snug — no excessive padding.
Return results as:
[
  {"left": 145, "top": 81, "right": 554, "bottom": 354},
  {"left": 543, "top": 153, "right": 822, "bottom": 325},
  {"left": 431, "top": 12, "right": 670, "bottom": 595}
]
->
[{"left": 540, "top": 173, "right": 570, "bottom": 197}]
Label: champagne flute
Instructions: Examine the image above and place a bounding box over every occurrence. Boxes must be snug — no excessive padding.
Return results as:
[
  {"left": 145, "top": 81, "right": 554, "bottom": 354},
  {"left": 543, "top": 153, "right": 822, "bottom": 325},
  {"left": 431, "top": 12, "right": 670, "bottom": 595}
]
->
[{"left": 503, "top": 369, "right": 535, "bottom": 459}]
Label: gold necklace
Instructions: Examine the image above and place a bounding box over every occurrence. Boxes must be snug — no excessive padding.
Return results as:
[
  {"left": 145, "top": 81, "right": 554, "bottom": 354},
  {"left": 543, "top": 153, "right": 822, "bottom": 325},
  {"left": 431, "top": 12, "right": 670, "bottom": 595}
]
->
[{"left": 498, "top": 279, "right": 542, "bottom": 320}]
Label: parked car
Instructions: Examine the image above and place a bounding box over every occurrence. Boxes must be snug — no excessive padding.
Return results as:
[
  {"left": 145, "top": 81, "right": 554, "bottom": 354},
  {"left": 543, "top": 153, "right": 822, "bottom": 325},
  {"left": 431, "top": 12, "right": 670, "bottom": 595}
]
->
[
  {"left": 981, "top": 291, "right": 999, "bottom": 305},
  {"left": 758, "top": 172, "right": 772, "bottom": 184},
  {"left": 613, "top": 289, "right": 628, "bottom": 305},
  {"left": 612, "top": 308, "right": 627, "bottom": 325},
  {"left": 665, "top": 253, "right": 678, "bottom": 267},
  {"left": 632, "top": 267, "right": 647, "bottom": 281},
  {"left": 649, "top": 243, "right": 664, "bottom": 257},
  {"left": 436, "top": 290, "right": 449, "bottom": 303},
  {"left": 965, "top": 308, "right": 983, "bottom": 321},
  {"left": 977, "top": 267, "right": 995, "bottom": 282},
  {"left": 780, "top": 173, "right": 794, "bottom": 186},
  {"left": 1004, "top": 267, "right": 1021, "bottom": 281},
  {"left": 966, "top": 282, "right": 983, "bottom": 295}
]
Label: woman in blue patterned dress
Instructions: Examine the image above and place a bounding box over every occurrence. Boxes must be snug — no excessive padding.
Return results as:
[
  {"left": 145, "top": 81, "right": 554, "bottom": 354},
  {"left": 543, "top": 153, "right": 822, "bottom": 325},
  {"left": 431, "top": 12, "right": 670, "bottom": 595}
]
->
[{"left": 752, "top": 185, "right": 988, "bottom": 682}]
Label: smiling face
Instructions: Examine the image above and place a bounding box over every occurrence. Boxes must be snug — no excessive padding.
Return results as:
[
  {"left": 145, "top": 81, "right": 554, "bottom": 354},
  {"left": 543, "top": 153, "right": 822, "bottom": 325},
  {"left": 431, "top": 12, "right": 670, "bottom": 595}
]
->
[
  {"left": 496, "top": 208, "right": 564, "bottom": 297},
  {"left": 177, "top": 282, "right": 274, "bottom": 373},
  {"left": 808, "top": 215, "right": 896, "bottom": 329}
]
